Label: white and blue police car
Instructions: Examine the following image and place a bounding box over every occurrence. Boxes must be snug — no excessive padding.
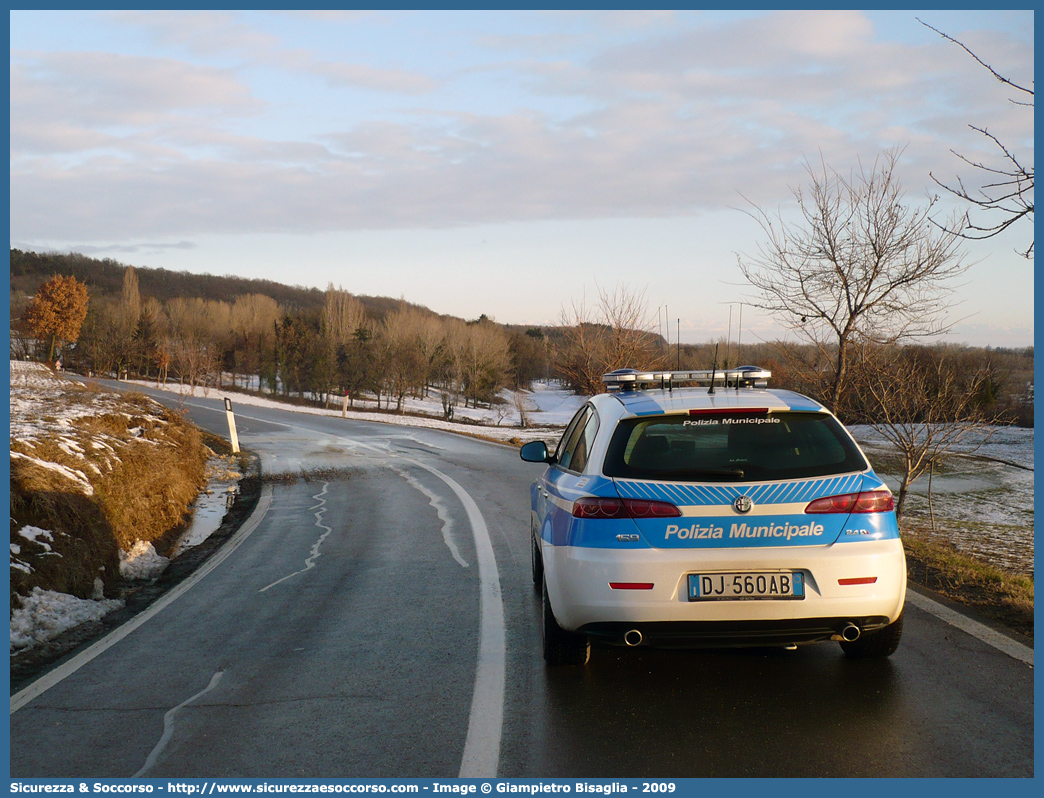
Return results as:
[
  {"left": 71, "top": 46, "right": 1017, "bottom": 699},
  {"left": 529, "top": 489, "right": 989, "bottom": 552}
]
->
[{"left": 520, "top": 367, "right": 906, "bottom": 666}]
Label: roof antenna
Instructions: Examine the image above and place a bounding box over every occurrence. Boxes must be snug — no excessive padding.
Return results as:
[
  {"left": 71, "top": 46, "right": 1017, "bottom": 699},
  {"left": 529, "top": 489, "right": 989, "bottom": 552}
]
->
[
  {"left": 708, "top": 343, "right": 719, "bottom": 396},
  {"left": 725, "top": 305, "right": 732, "bottom": 371}
]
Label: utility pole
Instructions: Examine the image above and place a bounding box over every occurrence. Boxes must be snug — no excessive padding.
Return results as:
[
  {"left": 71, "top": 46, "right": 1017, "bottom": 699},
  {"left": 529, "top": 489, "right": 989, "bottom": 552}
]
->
[
  {"left": 726, "top": 305, "right": 733, "bottom": 369},
  {"left": 737, "top": 304, "right": 743, "bottom": 361}
]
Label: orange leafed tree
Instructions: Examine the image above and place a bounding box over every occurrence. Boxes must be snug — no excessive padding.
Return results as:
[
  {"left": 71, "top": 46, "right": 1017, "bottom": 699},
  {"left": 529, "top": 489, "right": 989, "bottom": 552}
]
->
[{"left": 24, "top": 274, "right": 90, "bottom": 362}]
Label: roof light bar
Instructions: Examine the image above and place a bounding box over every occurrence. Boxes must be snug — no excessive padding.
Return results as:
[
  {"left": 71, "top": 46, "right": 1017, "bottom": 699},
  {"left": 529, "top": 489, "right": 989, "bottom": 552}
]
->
[{"left": 602, "top": 366, "right": 771, "bottom": 390}]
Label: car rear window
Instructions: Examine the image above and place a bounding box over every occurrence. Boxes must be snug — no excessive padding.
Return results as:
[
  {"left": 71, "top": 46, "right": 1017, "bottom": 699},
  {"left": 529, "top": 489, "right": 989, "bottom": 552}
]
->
[{"left": 603, "top": 411, "right": 868, "bottom": 482}]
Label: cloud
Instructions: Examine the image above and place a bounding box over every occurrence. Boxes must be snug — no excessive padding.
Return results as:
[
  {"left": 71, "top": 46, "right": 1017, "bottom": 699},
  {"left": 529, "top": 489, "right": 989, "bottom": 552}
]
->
[
  {"left": 590, "top": 10, "right": 873, "bottom": 73},
  {"left": 11, "top": 51, "right": 261, "bottom": 156},
  {"left": 309, "top": 62, "right": 438, "bottom": 94},
  {"left": 106, "top": 10, "right": 281, "bottom": 58},
  {"left": 277, "top": 10, "right": 380, "bottom": 24},
  {"left": 10, "top": 11, "right": 1034, "bottom": 245},
  {"left": 108, "top": 9, "right": 437, "bottom": 95},
  {"left": 14, "top": 241, "right": 199, "bottom": 257}
]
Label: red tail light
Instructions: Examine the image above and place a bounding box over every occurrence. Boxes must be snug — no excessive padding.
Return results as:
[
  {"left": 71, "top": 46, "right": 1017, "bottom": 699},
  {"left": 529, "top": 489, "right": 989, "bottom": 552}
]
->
[
  {"left": 572, "top": 497, "right": 681, "bottom": 519},
  {"left": 805, "top": 490, "right": 894, "bottom": 514}
]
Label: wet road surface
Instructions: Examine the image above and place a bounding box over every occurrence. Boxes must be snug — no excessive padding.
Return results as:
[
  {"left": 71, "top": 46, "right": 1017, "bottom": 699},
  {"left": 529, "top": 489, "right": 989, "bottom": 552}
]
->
[{"left": 10, "top": 387, "right": 1034, "bottom": 777}]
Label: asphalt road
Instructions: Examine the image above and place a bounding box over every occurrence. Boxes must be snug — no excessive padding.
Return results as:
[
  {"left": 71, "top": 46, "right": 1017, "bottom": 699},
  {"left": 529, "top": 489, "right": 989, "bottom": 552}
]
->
[{"left": 9, "top": 386, "right": 1035, "bottom": 778}]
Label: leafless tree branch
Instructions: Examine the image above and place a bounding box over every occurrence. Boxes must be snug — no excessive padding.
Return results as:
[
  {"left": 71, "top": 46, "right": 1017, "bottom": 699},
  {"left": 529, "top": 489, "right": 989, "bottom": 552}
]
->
[
  {"left": 918, "top": 18, "right": 1033, "bottom": 98},
  {"left": 737, "top": 148, "right": 968, "bottom": 414},
  {"left": 920, "top": 19, "right": 1034, "bottom": 259}
]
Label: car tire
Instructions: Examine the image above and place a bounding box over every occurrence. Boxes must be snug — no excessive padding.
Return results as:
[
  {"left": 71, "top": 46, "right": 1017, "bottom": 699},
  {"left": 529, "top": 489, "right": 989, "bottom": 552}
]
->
[
  {"left": 840, "top": 611, "right": 904, "bottom": 659},
  {"left": 542, "top": 578, "right": 590, "bottom": 666},
  {"left": 531, "top": 530, "right": 544, "bottom": 589}
]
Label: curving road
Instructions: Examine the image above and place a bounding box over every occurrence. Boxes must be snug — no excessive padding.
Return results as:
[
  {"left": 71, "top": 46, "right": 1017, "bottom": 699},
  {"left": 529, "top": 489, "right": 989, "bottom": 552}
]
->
[{"left": 10, "top": 387, "right": 1034, "bottom": 777}]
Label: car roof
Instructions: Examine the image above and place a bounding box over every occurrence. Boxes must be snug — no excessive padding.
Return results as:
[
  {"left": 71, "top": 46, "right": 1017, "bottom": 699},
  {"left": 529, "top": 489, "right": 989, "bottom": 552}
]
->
[{"left": 596, "top": 387, "right": 829, "bottom": 421}]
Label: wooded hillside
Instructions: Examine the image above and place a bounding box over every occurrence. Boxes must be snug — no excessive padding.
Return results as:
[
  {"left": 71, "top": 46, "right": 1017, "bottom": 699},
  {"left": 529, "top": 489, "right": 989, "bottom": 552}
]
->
[
  {"left": 10, "top": 249, "right": 431, "bottom": 321},
  {"left": 9, "top": 249, "right": 1033, "bottom": 428}
]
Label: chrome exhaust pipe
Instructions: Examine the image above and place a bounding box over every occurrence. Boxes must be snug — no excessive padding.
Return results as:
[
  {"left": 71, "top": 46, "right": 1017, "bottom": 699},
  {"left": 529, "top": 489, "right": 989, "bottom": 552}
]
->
[
  {"left": 841, "top": 623, "right": 861, "bottom": 642},
  {"left": 624, "top": 629, "right": 643, "bottom": 647}
]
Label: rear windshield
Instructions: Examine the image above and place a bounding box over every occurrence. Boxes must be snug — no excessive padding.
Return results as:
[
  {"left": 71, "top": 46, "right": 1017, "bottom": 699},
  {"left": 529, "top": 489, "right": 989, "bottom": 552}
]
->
[{"left": 603, "top": 411, "right": 868, "bottom": 482}]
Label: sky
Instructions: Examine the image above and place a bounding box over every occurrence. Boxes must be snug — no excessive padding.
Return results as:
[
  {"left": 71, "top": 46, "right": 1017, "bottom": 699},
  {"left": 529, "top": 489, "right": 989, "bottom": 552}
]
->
[{"left": 8, "top": 9, "right": 1035, "bottom": 348}]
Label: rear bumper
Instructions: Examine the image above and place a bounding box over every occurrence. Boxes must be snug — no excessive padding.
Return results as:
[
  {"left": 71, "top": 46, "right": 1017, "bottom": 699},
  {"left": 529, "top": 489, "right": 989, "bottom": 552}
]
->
[
  {"left": 542, "top": 538, "right": 907, "bottom": 637},
  {"left": 580, "top": 617, "right": 893, "bottom": 648}
]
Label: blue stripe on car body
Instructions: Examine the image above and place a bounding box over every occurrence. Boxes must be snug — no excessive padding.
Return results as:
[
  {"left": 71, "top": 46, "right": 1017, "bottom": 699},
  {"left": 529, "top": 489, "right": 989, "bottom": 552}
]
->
[
  {"left": 539, "top": 469, "right": 898, "bottom": 549},
  {"left": 613, "top": 473, "right": 868, "bottom": 506}
]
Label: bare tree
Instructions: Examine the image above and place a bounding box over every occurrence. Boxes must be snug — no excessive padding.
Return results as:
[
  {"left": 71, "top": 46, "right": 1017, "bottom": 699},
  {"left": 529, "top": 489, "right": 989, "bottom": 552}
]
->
[
  {"left": 920, "top": 19, "right": 1034, "bottom": 259},
  {"left": 415, "top": 314, "right": 447, "bottom": 398},
  {"left": 119, "top": 266, "right": 141, "bottom": 329},
  {"left": 444, "top": 318, "right": 511, "bottom": 409},
  {"left": 555, "top": 284, "right": 663, "bottom": 395},
  {"left": 512, "top": 388, "right": 533, "bottom": 428},
  {"left": 165, "top": 297, "right": 229, "bottom": 391},
  {"left": 381, "top": 307, "right": 428, "bottom": 412},
  {"left": 853, "top": 344, "right": 998, "bottom": 521},
  {"left": 737, "top": 149, "right": 968, "bottom": 415},
  {"left": 230, "top": 293, "right": 280, "bottom": 391},
  {"left": 322, "top": 285, "right": 365, "bottom": 404}
]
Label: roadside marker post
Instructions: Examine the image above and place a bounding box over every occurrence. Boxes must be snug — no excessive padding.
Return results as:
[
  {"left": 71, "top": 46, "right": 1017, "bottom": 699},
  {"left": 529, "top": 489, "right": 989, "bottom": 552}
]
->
[
  {"left": 224, "top": 397, "right": 240, "bottom": 453},
  {"left": 342, "top": 390, "right": 349, "bottom": 418}
]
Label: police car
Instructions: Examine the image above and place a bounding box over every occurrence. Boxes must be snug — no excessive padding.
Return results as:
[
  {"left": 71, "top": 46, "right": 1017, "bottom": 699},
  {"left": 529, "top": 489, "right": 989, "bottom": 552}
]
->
[{"left": 520, "top": 367, "right": 906, "bottom": 666}]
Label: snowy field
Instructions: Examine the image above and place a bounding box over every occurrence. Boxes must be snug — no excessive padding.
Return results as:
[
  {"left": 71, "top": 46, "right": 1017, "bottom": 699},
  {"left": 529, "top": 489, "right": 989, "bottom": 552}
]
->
[
  {"left": 130, "top": 377, "right": 585, "bottom": 446},
  {"left": 852, "top": 424, "right": 1035, "bottom": 576}
]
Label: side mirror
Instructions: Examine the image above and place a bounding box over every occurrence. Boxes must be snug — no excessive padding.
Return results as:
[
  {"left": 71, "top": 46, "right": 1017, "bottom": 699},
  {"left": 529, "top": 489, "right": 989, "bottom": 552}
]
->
[{"left": 519, "top": 441, "right": 552, "bottom": 463}]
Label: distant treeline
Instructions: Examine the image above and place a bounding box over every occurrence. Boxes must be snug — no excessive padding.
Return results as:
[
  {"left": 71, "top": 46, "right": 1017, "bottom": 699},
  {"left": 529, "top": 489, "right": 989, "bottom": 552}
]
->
[
  {"left": 10, "top": 250, "right": 1033, "bottom": 426},
  {"left": 671, "top": 339, "right": 1034, "bottom": 428},
  {"left": 10, "top": 250, "right": 555, "bottom": 416},
  {"left": 11, "top": 248, "right": 426, "bottom": 321}
]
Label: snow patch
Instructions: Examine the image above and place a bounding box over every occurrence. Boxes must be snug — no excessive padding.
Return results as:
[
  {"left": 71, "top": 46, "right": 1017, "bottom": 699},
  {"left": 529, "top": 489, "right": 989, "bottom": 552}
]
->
[
  {"left": 134, "top": 378, "right": 578, "bottom": 444},
  {"left": 10, "top": 587, "right": 123, "bottom": 651},
  {"left": 119, "top": 541, "right": 170, "bottom": 580},
  {"left": 10, "top": 451, "right": 95, "bottom": 496},
  {"left": 17, "top": 525, "right": 54, "bottom": 551}
]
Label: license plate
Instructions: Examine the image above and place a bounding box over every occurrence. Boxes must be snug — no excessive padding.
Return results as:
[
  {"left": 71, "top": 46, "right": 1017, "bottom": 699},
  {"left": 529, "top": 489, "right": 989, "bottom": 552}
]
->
[{"left": 688, "top": 572, "right": 804, "bottom": 601}]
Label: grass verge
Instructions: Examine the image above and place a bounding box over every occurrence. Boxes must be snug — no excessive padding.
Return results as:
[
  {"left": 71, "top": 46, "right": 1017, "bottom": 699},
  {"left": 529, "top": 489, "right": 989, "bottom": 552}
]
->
[
  {"left": 902, "top": 527, "right": 1034, "bottom": 639},
  {"left": 11, "top": 379, "right": 210, "bottom": 608}
]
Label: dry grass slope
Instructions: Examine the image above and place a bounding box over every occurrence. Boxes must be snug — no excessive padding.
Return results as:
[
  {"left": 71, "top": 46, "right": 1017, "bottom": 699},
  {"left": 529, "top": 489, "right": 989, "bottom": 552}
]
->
[
  {"left": 903, "top": 526, "right": 1034, "bottom": 639},
  {"left": 10, "top": 366, "right": 209, "bottom": 608}
]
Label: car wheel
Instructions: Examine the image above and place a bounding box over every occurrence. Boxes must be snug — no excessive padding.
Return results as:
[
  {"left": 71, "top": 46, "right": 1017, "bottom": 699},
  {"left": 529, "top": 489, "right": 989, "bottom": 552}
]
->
[
  {"left": 531, "top": 530, "right": 544, "bottom": 589},
  {"left": 542, "top": 578, "right": 590, "bottom": 666},
  {"left": 840, "top": 611, "right": 904, "bottom": 659}
]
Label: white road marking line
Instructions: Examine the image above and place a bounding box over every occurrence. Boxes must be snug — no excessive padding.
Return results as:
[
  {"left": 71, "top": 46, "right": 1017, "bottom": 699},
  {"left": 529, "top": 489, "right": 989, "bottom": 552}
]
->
[
  {"left": 133, "top": 670, "right": 225, "bottom": 778},
  {"left": 10, "top": 487, "right": 273, "bottom": 714},
  {"left": 389, "top": 464, "right": 469, "bottom": 568},
  {"left": 412, "top": 461, "right": 504, "bottom": 779},
  {"left": 906, "top": 589, "right": 1033, "bottom": 666},
  {"left": 259, "top": 482, "right": 334, "bottom": 592},
  {"left": 342, "top": 436, "right": 504, "bottom": 778}
]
